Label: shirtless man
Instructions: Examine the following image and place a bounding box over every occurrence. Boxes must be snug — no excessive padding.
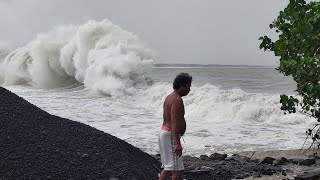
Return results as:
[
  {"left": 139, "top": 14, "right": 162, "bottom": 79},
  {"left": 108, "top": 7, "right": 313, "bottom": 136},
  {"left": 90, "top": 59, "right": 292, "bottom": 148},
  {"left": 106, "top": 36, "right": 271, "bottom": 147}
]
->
[{"left": 158, "top": 73, "right": 192, "bottom": 180}]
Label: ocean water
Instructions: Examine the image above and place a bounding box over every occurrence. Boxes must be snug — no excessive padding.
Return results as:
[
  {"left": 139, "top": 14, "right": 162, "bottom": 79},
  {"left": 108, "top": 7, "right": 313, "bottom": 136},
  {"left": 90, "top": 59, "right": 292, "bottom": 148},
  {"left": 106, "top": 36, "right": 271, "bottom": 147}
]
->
[{"left": 0, "top": 20, "right": 316, "bottom": 156}]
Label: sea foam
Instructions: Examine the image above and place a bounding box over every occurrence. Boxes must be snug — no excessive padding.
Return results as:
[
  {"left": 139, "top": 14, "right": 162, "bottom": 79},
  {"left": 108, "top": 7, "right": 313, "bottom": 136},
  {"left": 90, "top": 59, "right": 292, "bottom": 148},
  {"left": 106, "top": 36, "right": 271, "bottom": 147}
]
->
[
  {"left": 5, "top": 82, "right": 315, "bottom": 155},
  {"left": 0, "top": 20, "right": 153, "bottom": 96}
]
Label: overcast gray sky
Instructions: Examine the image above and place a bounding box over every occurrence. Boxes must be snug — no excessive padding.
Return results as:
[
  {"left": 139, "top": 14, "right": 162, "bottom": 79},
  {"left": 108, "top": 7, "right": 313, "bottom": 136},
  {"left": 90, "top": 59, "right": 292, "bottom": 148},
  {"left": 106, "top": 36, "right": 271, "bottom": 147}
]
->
[{"left": 0, "top": 0, "right": 293, "bottom": 66}]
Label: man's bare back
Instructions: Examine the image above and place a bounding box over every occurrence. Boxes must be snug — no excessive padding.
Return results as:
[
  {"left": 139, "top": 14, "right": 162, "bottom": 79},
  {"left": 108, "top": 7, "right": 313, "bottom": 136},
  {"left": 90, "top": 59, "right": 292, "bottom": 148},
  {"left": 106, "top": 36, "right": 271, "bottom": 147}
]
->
[
  {"left": 162, "top": 92, "right": 186, "bottom": 136},
  {"left": 162, "top": 80, "right": 190, "bottom": 158}
]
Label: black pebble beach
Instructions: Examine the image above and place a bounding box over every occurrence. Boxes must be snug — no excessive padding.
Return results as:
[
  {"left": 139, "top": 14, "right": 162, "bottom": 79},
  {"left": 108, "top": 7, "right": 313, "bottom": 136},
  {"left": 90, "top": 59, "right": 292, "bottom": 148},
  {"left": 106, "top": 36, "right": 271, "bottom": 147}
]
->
[{"left": 0, "top": 87, "right": 161, "bottom": 179}]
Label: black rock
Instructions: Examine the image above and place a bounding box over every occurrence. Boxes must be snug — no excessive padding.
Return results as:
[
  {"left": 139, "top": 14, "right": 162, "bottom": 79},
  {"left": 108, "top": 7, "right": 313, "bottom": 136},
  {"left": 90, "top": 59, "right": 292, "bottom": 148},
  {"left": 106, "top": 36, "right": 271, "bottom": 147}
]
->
[
  {"left": 299, "top": 158, "right": 316, "bottom": 166},
  {"left": 274, "top": 157, "right": 289, "bottom": 166},
  {"left": 234, "top": 174, "right": 244, "bottom": 179},
  {"left": 209, "top": 153, "right": 228, "bottom": 161},
  {"left": 199, "top": 155, "right": 209, "bottom": 160},
  {"left": 282, "top": 170, "right": 287, "bottom": 176},
  {"left": 261, "top": 169, "right": 273, "bottom": 175},
  {"left": 279, "top": 157, "right": 288, "bottom": 164},
  {"left": 252, "top": 171, "right": 261, "bottom": 177},
  {"left": 294, "top": 168, "right": 320, "bottom": 180},
  {"left": 224, "top": 157, "right": 235, "bottom": 161},
  {"left": 184, "top": 169, "right": 213, "bottom": 180},
  {"left": 260, "top": 157, "right": 275, "bottom": 164},
  {"left": 253, "top": 165, "right": 264, "bottom": 172},
  {"left": 290, "top": 158, "right": 304, "bottom": 164}
]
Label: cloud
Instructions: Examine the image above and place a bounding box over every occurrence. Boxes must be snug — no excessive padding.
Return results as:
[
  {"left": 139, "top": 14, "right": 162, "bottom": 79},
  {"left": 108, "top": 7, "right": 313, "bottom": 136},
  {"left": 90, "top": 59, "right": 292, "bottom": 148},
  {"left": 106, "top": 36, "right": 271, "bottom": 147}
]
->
[{"left": 0, "top": 0, "right": 290, "bottom": 65}]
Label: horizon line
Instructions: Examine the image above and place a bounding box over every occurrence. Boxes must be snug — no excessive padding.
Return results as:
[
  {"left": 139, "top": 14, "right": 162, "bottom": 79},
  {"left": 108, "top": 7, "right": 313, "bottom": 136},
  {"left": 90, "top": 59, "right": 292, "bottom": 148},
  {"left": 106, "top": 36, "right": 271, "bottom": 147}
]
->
[{"left": 153, "top": 63, "right": 277, "bottom": 67}]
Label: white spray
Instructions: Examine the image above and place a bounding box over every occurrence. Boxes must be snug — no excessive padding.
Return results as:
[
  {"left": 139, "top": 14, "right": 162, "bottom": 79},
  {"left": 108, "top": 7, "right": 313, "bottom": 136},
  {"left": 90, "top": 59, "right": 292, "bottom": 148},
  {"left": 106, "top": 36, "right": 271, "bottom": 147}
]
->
[{"left": 0, "top": 20, "right": 153, "bottom": 95}]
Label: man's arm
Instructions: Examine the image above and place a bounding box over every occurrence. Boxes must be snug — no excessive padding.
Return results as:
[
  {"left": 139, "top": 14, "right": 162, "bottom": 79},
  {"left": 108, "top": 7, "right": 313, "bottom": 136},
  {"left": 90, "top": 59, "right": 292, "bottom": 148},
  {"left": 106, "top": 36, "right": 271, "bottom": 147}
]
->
[{"left": 171, "top": 97, "right": 184, "bottom": 156}]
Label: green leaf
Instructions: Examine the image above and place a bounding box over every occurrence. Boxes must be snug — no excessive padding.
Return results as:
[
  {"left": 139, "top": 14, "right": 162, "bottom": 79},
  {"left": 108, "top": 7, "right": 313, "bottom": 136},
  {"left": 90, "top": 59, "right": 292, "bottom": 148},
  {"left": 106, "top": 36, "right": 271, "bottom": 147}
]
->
[{"left": 260, "top": 0, "right": 320, "bottom": 139}]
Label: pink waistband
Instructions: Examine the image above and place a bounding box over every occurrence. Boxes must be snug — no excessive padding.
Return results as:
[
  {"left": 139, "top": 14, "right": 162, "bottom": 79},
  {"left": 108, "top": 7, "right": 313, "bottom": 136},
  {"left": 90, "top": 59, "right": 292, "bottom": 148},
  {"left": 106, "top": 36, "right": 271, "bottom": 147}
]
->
[{"left": 161, "top": 125, "right": 171, "bottom": 131}]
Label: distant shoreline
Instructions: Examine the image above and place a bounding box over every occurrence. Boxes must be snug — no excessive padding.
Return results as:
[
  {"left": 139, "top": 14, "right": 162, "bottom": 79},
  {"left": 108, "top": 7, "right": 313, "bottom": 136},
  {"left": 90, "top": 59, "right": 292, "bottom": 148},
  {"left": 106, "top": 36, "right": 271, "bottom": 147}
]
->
[{"left": 153, "top": 63, "right": 276, "bottom": 68}]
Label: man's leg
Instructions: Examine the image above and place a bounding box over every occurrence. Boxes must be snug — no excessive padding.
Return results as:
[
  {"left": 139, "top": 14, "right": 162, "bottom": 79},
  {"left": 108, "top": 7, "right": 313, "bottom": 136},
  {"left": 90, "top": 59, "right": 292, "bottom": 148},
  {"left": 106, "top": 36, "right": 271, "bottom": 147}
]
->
[
  {"left": 172, "top": 171, "right": 182, "bottom": 180},
  {"left": 159, "top": 170, "right": 171, "bottom": 180}
]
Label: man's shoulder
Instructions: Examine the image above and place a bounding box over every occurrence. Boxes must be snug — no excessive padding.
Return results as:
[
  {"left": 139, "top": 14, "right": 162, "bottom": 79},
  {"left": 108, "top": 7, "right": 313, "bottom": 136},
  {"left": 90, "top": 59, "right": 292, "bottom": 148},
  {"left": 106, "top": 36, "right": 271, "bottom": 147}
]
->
[
  {"left": 172, "top": 95, "right": 183, "bottom": 104},
  {"left": 166, "top": 92, "right": 182, "bottom": 103}
]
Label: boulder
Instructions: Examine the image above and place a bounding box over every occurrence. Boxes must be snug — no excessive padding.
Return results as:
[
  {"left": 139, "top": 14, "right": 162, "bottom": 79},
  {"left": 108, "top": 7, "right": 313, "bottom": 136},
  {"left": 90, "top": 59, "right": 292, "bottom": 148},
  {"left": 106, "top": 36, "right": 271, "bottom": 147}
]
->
[
  {"left": 260, "top": 157, "right": 275, "bottom": 164},
  {"left": 299, "top": 158, "right": 316, "bottom": 166},
  {"left": 209, "top": 153, "right": 228, "bottom": 161}
]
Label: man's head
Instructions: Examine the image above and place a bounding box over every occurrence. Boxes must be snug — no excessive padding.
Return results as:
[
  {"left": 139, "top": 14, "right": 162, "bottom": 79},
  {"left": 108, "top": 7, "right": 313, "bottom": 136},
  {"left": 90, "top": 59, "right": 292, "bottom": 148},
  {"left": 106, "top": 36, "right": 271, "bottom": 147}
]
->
[{"left": 173, "top": 73, "right": 192, "bottom": 96}]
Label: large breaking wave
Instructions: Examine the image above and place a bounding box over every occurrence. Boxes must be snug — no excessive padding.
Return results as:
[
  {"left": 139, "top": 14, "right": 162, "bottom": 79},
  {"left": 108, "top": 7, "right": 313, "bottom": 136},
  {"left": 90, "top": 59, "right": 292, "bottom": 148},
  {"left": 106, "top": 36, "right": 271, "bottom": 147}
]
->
[{"left": 0, "top": 20, "right": 153, "bottom": 96}]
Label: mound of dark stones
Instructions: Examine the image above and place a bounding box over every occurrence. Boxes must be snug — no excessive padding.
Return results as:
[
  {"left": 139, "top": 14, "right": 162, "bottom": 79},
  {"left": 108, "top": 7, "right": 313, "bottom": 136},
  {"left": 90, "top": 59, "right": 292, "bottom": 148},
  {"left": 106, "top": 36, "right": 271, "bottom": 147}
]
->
[{"left": 0, "top": 87, "right": 160, "bottom": 179}]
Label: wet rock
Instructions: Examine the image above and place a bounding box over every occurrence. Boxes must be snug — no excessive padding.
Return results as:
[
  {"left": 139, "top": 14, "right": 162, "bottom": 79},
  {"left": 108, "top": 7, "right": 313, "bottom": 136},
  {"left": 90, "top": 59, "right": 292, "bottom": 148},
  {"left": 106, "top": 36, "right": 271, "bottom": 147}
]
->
[
  {"left": 234, "top": 173, "right": 251, "bottom": 179},
  {"left": 290, "top": 158, "right": 304, "bottom": 164},
  {"left": 252, "top": 171, "right": 261, "bottom": 178},
  {"left": 253, "top": 165, "right": 264, "bottom": 172},
  {"left": 260, "top": 157, "right": 275, "bottom": 164},
  {"left": 233, "top": 154, "right": 252, "bottom": 162},
  {"left": 294, "top": 168, "right": 320, "bottom": 180},
  {"left": 184, "top": 169, "right": 213, "bottom": 180},
  {"left": 273, "top": 157, "right": 289, "bottom": 166},
  {"left": 279, "top": 157, "right": 289, "bottom": 165},
  {"left": 299, "top": 158, "right": 316, "bottom": 166},
  {"left": 185, "top": 169, "right": 212, "bottom": 175},
  {"left": 209, "top": 153, "right": 228, "bottom": 161},
  {"left": 225, "top": 157, "right": 235, "bottom": 161},
  {"left": 201, "top": 166, "right": 213, "bottom": 171},
  {"left": 234, "top": 174, "right": 244, "bottom": 179},
  {"left": 282, "top": 170, "right": 287, "bottom": 176},
  {"left": 286, "top": 169, "right": 294, "bottom": 174},
  {"left": 261, "top": 168, "right": 274, "bottom": 175},
  {"left": 199, "top": 154, "right": 209, "bottom": 160},
  {"left": 184, "top": 165, "right": 196, "bottom": 171}
]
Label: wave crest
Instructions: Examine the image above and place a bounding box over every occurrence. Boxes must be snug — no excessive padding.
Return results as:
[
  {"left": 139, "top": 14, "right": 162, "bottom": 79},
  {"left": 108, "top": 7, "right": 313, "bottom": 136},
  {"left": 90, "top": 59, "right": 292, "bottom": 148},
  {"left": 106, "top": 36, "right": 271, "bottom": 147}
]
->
[
  {"left": 0, "top": 20, "right": 153, "bottom": 95},
  {"left": 140, "top": 83, "right": 314, "bottom": 125}
]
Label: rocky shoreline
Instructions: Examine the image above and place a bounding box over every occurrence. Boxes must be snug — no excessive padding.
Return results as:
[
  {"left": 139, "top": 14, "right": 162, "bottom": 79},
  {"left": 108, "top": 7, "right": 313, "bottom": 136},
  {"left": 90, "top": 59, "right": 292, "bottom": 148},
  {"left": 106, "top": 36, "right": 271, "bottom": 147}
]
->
[
  {"left": 1, "top": 86, "right": 320, "bottom": 180},
  {"left": 153, "top": 151, "right": 320, "bottom": 180}
]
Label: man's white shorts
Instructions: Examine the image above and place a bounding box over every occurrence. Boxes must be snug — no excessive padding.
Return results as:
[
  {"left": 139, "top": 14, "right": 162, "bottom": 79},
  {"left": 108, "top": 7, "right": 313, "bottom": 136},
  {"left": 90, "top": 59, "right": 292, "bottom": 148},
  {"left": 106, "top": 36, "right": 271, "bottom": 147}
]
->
[{"left": 158, "top": 129, "right": 184, "bottom": 171}]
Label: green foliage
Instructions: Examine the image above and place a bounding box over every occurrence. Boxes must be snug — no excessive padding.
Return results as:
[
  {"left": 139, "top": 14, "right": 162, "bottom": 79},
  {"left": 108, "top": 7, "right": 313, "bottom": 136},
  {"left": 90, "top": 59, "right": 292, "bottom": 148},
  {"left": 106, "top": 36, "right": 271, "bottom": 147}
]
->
[{"left": 260, "top": 0, "right": 320, "bottom": 147}]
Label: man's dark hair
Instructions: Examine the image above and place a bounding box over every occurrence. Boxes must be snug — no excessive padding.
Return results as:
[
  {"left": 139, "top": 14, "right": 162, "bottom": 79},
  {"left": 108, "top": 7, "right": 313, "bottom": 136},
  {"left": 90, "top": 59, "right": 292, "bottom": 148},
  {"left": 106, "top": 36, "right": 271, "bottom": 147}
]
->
[{"left": 173, "top": 73, "right": 192, "bottom": 90}]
